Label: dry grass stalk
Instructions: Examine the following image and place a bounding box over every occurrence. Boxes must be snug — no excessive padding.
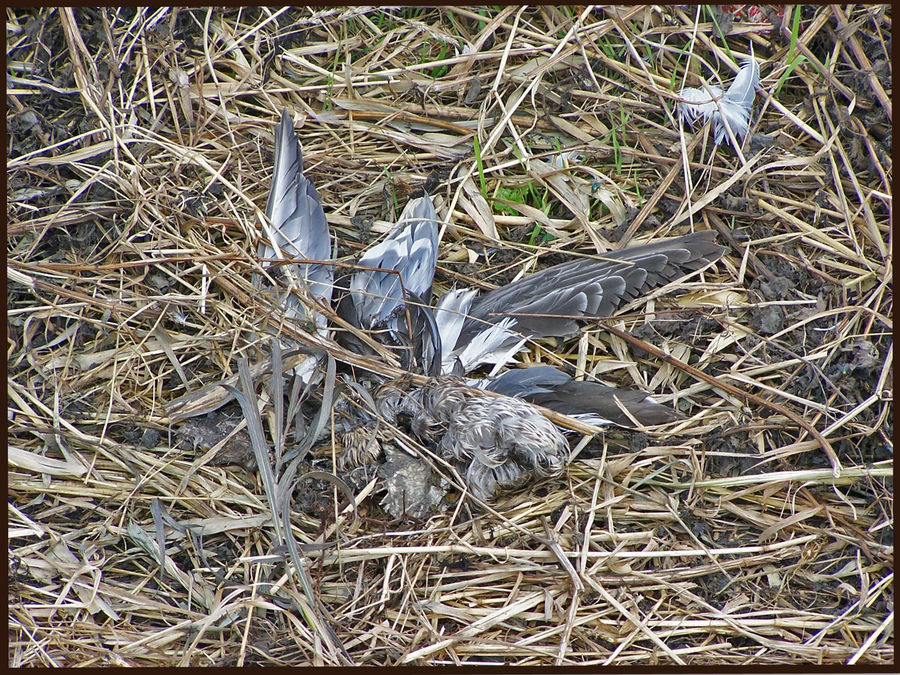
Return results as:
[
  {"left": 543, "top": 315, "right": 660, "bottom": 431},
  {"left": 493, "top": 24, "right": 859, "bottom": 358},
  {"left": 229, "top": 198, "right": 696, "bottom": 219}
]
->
[{"left": 8, "top": 6, "right": 891, "bottom": 666}]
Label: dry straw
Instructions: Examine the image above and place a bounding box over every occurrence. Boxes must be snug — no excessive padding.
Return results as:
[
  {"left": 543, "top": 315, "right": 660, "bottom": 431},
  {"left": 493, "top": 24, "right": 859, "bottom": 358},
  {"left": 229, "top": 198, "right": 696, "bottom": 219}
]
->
[{"left": 8, "top": 6, "right": 891, "bottom": 666}]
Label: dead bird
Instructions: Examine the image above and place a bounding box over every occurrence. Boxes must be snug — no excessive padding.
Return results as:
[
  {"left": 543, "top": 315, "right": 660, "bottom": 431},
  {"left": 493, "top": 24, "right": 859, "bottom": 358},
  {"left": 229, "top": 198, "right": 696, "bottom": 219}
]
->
[
  {"left": 376, "top": 377, "right": 569, "bottom": 501},
  {"left": 340, "top": 192, "right": 725, "bottom": 426},
  {"left": 290, "top": 188, "right": 723, "bottom": 504}
]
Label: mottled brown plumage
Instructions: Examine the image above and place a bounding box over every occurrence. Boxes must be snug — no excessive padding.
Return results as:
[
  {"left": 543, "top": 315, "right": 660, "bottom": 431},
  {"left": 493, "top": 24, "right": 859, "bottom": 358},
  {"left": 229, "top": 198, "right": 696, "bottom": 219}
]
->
[
  {"left": 376, "top": 377, "right": 569, "bottom": 500},
  {"left": 337, "top": 420, "right": 382, "bottom": 471}
]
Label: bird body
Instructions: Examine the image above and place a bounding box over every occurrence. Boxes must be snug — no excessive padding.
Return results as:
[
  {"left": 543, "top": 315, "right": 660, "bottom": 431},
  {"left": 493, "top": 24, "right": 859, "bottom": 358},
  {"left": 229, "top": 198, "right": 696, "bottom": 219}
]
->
[
  {"left": 346, "top": 201, "right": 725, "bottom": 429},
  {"left": 339, "top": 200, "right": 726, "bottom": 498},
  {"left": 377, "top": 377, "right": 569, "bottom": 500}
]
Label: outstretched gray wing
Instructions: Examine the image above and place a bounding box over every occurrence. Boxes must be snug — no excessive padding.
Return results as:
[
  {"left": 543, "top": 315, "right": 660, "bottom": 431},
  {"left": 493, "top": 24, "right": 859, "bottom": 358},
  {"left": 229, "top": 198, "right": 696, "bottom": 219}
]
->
[
  {"left": 459, "top": 230, "right": 725, "bottom": 343},
  {"left": 258, "top": 108, "right": 333, "bottom": 330}
]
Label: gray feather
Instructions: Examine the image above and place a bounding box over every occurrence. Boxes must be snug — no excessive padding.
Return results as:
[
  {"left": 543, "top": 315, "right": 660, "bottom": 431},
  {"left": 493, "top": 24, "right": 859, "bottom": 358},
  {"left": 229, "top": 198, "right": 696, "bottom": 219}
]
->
[
  {"left": 456, "top": 231, "right": 725, "bottom": 346},
  {"left": 351, "top": 195, "right": 439, "bottom": 329},
  {"left": 487, "top": 365, "right": 682, "bottom": 428},
  {"left": 258, "top": 109, "right": 333, "bottom": 330}
]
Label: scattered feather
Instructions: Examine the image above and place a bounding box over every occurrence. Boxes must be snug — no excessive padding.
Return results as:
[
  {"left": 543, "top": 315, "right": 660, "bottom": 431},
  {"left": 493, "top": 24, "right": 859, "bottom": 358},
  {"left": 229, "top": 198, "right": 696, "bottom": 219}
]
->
[
  {"left": 351, "top": 195, "right": 440, "bottom": 329},
  {"left": 444, "top": 318, "right": 526, "bottom": 375},
  {"left": 432, "top": 287, "right": 477, "bottom": 371},
  {"left": 677, "top": 84, "right": 724, "bottom": 124},
  {"left": 548, "top": 150, "right": 586, "bottom": 169},
  {"left": 256, "top": 109, "right": 334, "bottom": 382},
  {"left": 260, "top": 109, "right": 334, "bottom": 330},
  {"left": 678, "top": 47, "right": 760, "bottom": 145}
]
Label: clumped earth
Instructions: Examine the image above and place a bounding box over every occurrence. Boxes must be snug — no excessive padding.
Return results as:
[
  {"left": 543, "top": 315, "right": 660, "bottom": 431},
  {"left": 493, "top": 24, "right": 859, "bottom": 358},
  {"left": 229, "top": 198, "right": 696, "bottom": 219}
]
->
[{"left": 8, "top": 6, "right": 892, "bottom": 666}]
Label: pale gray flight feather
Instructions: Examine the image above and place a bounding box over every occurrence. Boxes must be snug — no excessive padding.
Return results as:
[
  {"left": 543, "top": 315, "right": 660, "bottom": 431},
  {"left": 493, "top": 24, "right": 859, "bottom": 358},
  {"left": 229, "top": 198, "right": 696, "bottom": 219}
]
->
[
  {"left": 448, "top": 318, "right": 525, "bottom": 375},
  {"left": 258, "top": 108, "right": 333, "bottom": 331},
  {"left": 351, "top": 195, "right": 439, "bottom": 330},
  {"left": 345, "top": 194, "right": 441, "bottom": 375},
  {"left": 434, "top": 288, "right": 477, "bottom": 354},
  {"left": 432, "top": 288, "right": 477, "bottom": 374}
]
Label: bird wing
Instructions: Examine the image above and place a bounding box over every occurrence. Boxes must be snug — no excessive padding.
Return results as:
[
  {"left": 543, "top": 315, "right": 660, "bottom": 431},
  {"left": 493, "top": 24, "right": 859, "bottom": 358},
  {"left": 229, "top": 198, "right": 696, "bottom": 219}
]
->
[
  {"left": 351, "top": 195, "right": 439, "bottom": 329},
  {"left": 459, "top": 231, "right": 725, "bottom": 344},
  {"left": 488, "top": 365, "right": 682, "bottom": 427}
]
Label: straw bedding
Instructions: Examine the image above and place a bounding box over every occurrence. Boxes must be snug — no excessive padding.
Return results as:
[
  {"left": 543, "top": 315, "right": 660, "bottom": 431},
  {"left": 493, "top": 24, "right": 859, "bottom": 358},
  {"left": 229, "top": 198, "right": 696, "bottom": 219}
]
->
[{"left": 8, "top": 6, "right": 891, "bottom": 666}]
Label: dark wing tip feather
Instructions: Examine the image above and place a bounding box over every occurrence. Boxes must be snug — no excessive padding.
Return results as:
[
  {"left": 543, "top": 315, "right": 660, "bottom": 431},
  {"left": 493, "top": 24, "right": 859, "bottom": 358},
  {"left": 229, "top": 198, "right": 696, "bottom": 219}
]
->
[{"left": 488, "top": 365, "right": 682, "bottom": 427}]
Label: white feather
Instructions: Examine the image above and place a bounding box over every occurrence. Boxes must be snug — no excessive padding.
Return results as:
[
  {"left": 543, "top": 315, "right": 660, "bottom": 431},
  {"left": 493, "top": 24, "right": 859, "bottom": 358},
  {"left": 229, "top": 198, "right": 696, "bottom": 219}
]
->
[
  {"left": 677, "top": 84, "right": 723, "bottom": 124},
  {"left": 444, "top": 318, "right": 526, "bottom": 375},
  {"left": 434, "top": 288, "right": 477, "bottom": 362},
  {"left": 435, "top": 289, "right": 530, "bottom": 375},
  {"left": 724, "top": 48, "right": 760, "bottom": 113},
  {"left": 678, "top": 48, "right": 759, "bottom": 145}
]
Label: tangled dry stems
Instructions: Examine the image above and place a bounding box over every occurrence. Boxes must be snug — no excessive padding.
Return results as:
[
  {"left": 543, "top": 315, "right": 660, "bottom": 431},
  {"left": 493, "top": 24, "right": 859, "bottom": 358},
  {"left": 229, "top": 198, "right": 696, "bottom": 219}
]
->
[{"left": 8, "top": 6, "right": 892, "bottom": 666}]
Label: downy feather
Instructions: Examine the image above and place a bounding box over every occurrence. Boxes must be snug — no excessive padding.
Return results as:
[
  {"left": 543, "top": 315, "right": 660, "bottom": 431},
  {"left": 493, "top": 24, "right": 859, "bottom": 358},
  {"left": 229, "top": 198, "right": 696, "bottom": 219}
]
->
[{"left": 678, "top": 46, "right": 759, "bottom": 145}]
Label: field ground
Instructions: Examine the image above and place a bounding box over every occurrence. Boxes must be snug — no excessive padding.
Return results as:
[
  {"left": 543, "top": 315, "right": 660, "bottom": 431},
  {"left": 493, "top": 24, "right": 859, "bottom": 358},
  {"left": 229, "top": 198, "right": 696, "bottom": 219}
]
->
[{"left": 8, "top": 6, "right": 892, "bottom": 666}]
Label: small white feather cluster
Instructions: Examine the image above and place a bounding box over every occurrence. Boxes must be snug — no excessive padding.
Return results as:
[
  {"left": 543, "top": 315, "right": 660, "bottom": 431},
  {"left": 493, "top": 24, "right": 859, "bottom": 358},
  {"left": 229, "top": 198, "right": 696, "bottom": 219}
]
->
[{"left": 678, "top": 50, "right": 760, "bottom": 145}]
